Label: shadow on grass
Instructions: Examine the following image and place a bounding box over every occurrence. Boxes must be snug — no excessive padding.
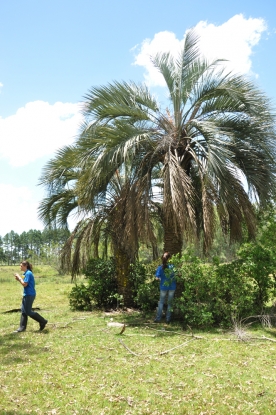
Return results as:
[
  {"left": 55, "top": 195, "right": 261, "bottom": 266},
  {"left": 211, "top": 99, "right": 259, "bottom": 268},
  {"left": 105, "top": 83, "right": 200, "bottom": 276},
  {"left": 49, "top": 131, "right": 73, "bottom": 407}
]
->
[
  {"left": 264, "top": 328, "right": 276, "bottom": 338},
  {"left": 0, "top": 412, "right": 38, "bottom": 415},
  {"left": 0, "top": 330, "right": 49, "bottom": 366}
]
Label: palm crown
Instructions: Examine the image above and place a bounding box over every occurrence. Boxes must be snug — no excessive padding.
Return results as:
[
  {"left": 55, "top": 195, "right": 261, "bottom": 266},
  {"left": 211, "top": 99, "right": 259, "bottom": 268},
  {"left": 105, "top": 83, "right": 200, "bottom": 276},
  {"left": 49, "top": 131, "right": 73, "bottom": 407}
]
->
[{"left": 39, "top": 29, "right": 276, "bottom": 268}]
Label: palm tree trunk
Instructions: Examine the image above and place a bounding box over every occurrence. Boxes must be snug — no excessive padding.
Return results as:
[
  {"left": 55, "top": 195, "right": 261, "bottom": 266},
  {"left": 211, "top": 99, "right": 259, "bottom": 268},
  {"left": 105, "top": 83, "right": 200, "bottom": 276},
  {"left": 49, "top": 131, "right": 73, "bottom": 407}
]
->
[
  {"left": 163, "top": 224, "right": 183, "bottom": 256},
  {"left": 113, "top": 245, "right": 134, "bottom": 307}
]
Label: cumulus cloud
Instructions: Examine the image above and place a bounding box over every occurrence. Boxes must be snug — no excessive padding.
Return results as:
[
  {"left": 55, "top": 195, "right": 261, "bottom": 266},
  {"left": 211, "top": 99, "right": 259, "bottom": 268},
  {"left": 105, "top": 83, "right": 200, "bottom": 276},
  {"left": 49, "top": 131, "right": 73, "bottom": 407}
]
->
[
  {"left": 0, "top": 183, "right": 43, "bottom": 236},
  {"left": 133, "top": 14, "right": 267, "bottom": 86},
  {"left": 134, "top": 31, "right": 183, "bottom": 87},
  {"left": 0, "top": 100, "right": 83, "bottom": 166}
]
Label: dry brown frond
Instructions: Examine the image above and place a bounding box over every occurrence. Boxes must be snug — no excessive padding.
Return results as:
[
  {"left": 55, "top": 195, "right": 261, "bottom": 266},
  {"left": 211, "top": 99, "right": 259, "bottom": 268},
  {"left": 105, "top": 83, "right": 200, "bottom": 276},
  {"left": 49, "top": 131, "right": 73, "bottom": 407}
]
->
[{"left": 162, "top": 151, "right": 196, "bottom": 241}]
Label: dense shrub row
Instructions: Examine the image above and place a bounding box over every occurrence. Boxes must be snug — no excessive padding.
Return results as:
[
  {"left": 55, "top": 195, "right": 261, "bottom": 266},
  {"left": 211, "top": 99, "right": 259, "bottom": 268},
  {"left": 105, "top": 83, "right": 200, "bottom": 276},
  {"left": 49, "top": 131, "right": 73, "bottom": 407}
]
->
[{"left": 69, "top": 243, "right": 276, "bottom": 327}]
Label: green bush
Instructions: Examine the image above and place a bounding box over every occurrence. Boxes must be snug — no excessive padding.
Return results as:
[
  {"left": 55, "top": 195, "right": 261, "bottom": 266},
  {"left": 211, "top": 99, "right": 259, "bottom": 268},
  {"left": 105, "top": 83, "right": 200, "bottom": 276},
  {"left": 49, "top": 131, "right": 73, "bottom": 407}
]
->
[
  {"left": 69, "top": 283, "right": 94, "bottom": 311},
  {"left": 209, "top": 260, "right": 258, "bottom": 325},
  {"left": 131, "top": 261, "right": 160, "bottom": 312},
  {"left": 69, "top": 258, "right": 118, "bottom": 310},
  {"left": 172, "top": 247, "right": 276, "bottom": 327},
  {"left": 68, "top": 258, "right": 160, "bottom": 311},
  {"left": 237, "top": 243, "right": 276, "bottom": 308},
  {"left": 69, "top": 241, "right": 276, "bottom": 324},
  {"left": 173, "top": 253, "right": 215, "bottom": 327}
]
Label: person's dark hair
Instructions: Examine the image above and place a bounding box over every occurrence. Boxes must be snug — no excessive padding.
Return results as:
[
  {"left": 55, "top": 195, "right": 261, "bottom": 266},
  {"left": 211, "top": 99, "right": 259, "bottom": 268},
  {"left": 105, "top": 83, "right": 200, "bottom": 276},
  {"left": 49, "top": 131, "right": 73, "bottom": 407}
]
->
[
  {"left": 21, "top": 260, "right": 33, "bottom": 271},
  {"left": 162, "top": 252, "right": 171, "bottom": 269}
]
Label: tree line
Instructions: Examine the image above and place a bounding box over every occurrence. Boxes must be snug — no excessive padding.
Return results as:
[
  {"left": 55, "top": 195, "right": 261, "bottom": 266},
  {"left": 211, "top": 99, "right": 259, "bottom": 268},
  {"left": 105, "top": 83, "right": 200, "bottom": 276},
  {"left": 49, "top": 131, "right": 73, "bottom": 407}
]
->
[{"left": 0, "top": 228, "right": 70, "bottom": 265}]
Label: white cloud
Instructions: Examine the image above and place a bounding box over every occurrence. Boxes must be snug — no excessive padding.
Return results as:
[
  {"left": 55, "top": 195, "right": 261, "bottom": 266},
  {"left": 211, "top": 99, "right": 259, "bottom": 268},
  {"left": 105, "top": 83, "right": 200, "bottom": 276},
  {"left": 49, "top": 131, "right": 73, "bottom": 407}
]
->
[
  {"left": 134, "top": 14, "right": 267, "bottom": 86},
  {"left": 0, "top": 184, "right": 43, "bottom": 236},
  {"left": 195, "top": 15, "right": 267, "bottom": 74},
  {"left": 0, "top": 100, "right": 83, "bottom": 167},
  {"left": 134, "top": 31, "right": 183, "bottom": 87},
  {"left": 0, "top": 182, "right": 79, "bottom": 236}
]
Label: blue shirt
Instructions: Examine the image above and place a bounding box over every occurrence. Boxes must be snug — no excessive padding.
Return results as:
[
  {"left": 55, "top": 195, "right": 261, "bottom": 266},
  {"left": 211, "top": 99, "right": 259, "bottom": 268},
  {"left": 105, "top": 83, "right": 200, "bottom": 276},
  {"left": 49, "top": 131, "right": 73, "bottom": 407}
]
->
[
  {"left": 155, "top": 264, "right": 176, "bottom": 291},
  {"left": 23, "top": 270, "right": 36, "bottom": 296}
]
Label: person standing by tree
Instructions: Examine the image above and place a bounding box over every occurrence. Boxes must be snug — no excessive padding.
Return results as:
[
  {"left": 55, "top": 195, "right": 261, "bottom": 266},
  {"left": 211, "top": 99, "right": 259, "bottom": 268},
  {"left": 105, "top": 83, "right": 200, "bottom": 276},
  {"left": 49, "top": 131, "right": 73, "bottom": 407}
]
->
[
  {"left": 154, "top": 252, "right": 176, "bottom": 323},
  {"left": 14, "top": 261, "right": 48, "bottom": 332}
]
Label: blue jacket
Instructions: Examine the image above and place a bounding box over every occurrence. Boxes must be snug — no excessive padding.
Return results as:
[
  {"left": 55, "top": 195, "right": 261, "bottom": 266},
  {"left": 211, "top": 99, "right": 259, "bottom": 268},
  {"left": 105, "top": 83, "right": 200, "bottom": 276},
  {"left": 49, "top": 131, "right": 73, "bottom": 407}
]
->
[
  {"left": 23, "top": 270, "right": 36, "bottom": 296},
  {"left": 155, "top": 264, "right": 176, "bottom": 290}
]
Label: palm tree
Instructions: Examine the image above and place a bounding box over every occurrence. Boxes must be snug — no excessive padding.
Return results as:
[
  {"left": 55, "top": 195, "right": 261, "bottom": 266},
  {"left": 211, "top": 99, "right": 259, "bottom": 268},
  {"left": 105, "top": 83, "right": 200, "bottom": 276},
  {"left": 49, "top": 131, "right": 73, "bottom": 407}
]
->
[
  {"left": 78, "top": 29, "right": 276, "bottom": 255},
  {"left": 39, "top": 146, "right": 159, "bottom": 301},
  {"left": 39, "top": 29, "right": 276, "bottom": 307}
]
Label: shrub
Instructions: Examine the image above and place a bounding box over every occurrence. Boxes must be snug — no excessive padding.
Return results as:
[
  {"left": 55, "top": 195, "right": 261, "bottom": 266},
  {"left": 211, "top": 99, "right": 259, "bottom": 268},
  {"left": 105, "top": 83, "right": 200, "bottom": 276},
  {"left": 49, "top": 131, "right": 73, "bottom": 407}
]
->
[
  {"left": 69, "top": 242, "right": 276, "bottom": 324},
  {"left": 173, "top": 253, "right": 215, "bottom": 327},
  {"left": 209, "top": 260, "right": 258, "bottom": 325},
  {"left": 68, "top": 258, "right": 161, "bottom": 312},
  {"left": 172, "top": 248, "right": 276, "bottom": 328},
  {"left": 237, "top": 243, "right": 276, "bottom": 309},
  {"left": 131, "top": 261, "right": 160, "bottom": 312},
  {"left": 69, "top": 258, "right": 117, "bottom": 310},
  {"left": 69, "top": 283, "right": 94, "bottom": 311}
]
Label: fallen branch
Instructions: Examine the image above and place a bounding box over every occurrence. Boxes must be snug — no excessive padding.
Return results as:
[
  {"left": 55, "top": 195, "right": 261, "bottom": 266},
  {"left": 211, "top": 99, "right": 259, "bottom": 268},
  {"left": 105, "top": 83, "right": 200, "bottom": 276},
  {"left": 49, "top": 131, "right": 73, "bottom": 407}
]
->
[
  {"left": 257, "top": 335, "right": 276, "bottom": 343},
  {"left": 118, "top": 338, "right": 140, "bottom": 356},
  {"left": 160, "top": 338, "right": 196, "bottom": 355},
  {"left": 119, "top": 336, "right": 197, "bottom": 357},
  {"left": 146, "top": 326, "right": 203, "bottom": 339}
]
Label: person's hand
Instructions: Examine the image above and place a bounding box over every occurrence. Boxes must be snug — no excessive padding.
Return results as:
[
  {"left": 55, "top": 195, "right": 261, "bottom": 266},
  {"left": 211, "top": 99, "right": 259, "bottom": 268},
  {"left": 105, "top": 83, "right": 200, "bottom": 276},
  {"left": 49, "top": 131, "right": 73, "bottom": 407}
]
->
[{"left": 14, "top": 273, "right": 20, "bottom": 280}]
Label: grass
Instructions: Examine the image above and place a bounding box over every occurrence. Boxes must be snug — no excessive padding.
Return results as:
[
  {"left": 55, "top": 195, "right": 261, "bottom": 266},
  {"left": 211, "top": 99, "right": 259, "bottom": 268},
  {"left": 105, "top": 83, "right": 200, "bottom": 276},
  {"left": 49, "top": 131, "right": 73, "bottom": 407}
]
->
[{"left": 1, "top": 265, "right": 276, "bottom": 414}]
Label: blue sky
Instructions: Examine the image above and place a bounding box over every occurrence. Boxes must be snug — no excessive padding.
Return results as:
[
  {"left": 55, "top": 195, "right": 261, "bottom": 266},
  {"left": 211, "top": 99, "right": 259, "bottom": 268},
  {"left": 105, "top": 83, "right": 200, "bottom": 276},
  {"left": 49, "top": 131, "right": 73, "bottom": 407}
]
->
[{"left": 0, "top": 0, "right": 276, "bottom": 236}]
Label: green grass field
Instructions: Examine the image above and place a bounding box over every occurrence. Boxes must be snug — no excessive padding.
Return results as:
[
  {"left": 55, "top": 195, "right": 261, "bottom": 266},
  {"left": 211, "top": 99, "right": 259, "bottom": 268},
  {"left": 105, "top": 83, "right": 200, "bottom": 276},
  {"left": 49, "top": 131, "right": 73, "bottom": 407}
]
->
[{"left": 1, "top": 265, "right": 276, "bottom": 415}]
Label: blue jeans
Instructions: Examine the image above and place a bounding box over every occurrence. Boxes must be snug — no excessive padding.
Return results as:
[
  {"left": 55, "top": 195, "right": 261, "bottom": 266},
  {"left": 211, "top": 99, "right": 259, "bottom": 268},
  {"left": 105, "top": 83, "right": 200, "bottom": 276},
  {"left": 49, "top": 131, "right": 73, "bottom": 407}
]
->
[
  {"left": 21, "top": 295, "right": 36, "bottom": 317},
  {"left": 19, "top": 295, "right": 46, "bottom": 330},
  {"left": 156, "top": 290, "right": 175, "bottom": 322}
]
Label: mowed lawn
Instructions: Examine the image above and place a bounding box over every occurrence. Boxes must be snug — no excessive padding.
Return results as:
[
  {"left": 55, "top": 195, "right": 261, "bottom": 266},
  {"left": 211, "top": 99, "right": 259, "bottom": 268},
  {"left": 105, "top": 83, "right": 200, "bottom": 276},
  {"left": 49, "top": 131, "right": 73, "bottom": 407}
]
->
[{"left": 1, "top": 265, "right": 276, "bottom": 415}]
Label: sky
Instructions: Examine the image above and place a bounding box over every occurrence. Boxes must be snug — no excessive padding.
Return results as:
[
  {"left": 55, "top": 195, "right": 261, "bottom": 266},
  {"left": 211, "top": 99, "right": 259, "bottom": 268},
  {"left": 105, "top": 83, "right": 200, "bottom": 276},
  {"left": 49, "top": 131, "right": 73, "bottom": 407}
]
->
[{"left": 0, "top": 0, "right": 276, "bottom": 237}]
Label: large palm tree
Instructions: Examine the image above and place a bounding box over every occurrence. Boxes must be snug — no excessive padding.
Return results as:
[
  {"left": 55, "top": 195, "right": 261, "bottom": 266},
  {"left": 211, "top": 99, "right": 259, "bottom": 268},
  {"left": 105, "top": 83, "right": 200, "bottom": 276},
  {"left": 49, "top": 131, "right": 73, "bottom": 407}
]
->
[
  {"left": 78, "top": 30, "right": 276, "bottom": 255},
  {"left": 39, "top": 28, "right": 276, "bottom": 308},
  {"left": 39, "top": 145, "right": 159, "bottom": 301}
]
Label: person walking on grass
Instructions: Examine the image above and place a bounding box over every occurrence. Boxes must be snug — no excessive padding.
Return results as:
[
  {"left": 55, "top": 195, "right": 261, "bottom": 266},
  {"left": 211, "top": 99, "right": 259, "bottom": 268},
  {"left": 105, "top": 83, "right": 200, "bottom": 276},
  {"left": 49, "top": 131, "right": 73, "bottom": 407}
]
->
[
  {"left": 154, "top": 252, "right": 176, "bottom": 323},
  {"left": 14, "top": 260, "right": 48, "bottom": 332}
]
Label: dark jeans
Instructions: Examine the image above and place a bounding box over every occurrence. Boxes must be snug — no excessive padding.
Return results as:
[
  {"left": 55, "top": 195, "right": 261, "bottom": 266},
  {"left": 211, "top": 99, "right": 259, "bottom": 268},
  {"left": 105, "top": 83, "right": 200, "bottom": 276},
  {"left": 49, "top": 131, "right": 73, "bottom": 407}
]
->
[
  {"left": 21, "top": 295, "right": 36, "bottom": 317},
  {"left": 19, "top": 295, "right": 46, "bottom": 330}
]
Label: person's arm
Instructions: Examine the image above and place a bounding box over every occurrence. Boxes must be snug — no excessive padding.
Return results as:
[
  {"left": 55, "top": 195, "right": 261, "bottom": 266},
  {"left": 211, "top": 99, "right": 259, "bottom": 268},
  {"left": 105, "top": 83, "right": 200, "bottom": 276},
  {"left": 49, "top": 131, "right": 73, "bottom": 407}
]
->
[
  {"left": 155, "top": 266, "right": 161, "bottom": 280},
  {"left": 14, "top": 273, "right": 28, "bottom": 287}
]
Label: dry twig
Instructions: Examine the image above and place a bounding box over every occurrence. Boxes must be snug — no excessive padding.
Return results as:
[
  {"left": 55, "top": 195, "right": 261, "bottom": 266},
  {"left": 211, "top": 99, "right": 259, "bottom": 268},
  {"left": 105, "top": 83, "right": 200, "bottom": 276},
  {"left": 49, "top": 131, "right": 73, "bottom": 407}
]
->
[
  {"left": 118, "top": 338, "right": 140, "bottom": 356},
  {"left": 160, "top": 338, "right": 196, "bottom": 355}
]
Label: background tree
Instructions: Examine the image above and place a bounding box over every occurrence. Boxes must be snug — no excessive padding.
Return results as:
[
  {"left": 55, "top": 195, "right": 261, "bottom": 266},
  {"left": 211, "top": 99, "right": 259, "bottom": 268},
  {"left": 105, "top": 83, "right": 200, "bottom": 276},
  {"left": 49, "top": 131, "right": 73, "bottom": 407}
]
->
[{"left": 0, "top": 228, "right": 70, "bottom": 265}]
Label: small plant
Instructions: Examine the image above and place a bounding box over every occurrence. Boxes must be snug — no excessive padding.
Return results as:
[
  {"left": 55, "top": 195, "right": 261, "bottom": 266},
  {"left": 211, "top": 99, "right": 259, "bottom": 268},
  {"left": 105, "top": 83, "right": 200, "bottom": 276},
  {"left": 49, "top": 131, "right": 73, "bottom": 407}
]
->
[{"left": 113, "top": 293, "right": 124, "bottom": 309}]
